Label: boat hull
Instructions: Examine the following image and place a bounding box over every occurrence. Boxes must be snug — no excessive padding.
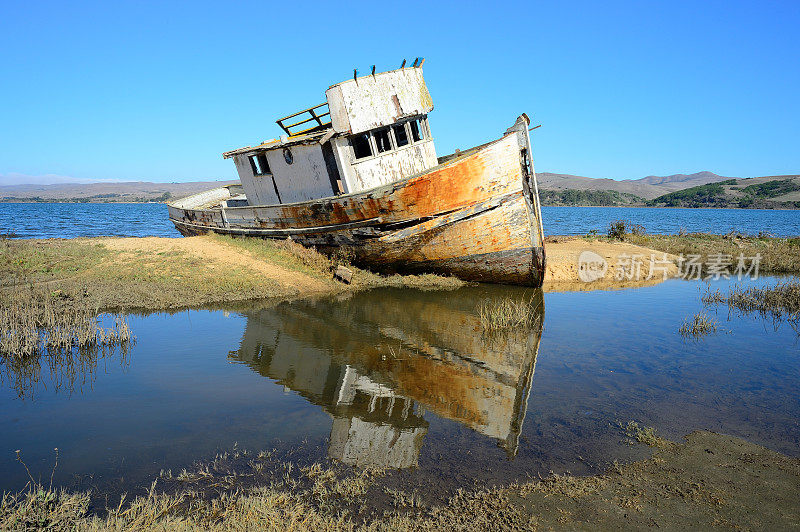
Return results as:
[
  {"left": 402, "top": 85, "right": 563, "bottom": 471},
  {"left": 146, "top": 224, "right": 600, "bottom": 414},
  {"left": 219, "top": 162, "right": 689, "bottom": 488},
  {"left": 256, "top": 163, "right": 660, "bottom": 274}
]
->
[{"left": 169, "top": 122, "right": 546, "bottom": 286}]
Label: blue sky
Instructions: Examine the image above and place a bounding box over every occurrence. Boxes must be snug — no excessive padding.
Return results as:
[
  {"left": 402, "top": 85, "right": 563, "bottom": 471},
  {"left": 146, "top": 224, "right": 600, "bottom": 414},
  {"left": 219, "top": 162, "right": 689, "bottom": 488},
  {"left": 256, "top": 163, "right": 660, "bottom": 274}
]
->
[{"left": 0, "top": 0, "right": 797, "bottom": 184}]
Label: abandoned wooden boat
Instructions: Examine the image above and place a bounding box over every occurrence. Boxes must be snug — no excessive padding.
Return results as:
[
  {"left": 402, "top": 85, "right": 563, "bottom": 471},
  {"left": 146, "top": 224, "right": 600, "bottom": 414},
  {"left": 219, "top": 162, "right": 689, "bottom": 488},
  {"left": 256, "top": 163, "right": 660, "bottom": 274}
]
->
[{"left": 168, "top": 61, "right": 546, "bottom": 286}]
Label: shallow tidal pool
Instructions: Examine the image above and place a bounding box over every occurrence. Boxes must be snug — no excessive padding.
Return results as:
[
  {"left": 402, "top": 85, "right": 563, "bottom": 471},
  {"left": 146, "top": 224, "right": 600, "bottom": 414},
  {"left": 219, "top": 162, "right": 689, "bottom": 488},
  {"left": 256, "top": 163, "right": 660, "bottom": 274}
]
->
[{"left": 1, "top": 278, "right": 799, "bottom": 499}]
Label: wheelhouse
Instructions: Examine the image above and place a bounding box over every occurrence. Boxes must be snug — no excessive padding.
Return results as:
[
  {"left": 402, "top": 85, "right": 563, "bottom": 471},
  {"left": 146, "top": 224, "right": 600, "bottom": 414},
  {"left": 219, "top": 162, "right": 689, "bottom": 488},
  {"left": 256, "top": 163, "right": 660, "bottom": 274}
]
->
[{"left": 223, "top": 62, "right": 437, "bottom": 206}]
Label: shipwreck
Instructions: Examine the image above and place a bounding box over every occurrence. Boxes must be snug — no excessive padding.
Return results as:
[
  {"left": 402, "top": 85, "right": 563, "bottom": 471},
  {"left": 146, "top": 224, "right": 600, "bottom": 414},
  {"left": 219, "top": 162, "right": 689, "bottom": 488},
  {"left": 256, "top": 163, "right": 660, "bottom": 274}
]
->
[{"left": 168, "top": 60, "right": 546, "bottom": 286}]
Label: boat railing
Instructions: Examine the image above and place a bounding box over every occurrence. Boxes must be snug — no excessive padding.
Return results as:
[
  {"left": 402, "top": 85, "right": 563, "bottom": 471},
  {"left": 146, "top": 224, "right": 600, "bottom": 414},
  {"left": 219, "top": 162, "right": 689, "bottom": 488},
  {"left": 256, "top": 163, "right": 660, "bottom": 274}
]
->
[{"left": 276, "top": 103, "right": 331, "bottom": 137}]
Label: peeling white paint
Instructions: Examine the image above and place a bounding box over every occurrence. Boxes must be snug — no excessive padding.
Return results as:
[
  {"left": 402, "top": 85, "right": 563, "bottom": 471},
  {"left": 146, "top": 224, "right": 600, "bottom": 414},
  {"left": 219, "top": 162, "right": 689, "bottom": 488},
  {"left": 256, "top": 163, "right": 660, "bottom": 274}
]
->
[
  {"left": 347, "top": 140, "right": 437, "bottom": 192},
  {"left": 326, "top": 68, "right": 433, "bottom": 135},
  {"left": 236, "top": 143, "right": 337, "bottom": 205},
  {"left": 234, "top": 154, "right": 280, "bottom": 206}
]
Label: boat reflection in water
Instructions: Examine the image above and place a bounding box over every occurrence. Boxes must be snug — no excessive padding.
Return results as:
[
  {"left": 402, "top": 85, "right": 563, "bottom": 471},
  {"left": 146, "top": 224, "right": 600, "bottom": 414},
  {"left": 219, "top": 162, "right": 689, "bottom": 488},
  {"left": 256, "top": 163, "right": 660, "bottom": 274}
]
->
[{"left": 229, "top": 287, "right": 544, "bottom": 469}]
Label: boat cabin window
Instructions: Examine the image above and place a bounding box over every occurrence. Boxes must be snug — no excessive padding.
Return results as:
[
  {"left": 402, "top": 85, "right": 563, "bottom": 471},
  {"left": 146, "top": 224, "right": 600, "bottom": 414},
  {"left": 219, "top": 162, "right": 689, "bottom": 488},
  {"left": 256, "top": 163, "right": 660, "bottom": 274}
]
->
[
  {"left": 249, "top": 153, "right": 271, "bottom": 175},
  {"left": 392, "top": 123, "right": 409, "bottom": 147},
  {"left": 374, "top": 128, "right": 392, "bottom": 153},
  {"left": 349, "top": 117, "right": 430, "bottom": 162},
  {"left": 351, "top": 133, "right": 373, "bottom": 159},
  {"left": 409, "top": 119, "right": 424, "bottom": 142}
]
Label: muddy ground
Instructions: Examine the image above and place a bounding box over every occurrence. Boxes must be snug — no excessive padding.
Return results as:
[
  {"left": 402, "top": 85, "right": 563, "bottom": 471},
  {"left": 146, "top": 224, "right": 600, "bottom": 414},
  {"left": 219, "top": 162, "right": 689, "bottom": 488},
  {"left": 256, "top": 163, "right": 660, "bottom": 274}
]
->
[
  {"left": 502, "top": 429, "right": 800, "bottom": 530},
  {"left": 2, "top": 430, "right": 798, "bottom": 530}
]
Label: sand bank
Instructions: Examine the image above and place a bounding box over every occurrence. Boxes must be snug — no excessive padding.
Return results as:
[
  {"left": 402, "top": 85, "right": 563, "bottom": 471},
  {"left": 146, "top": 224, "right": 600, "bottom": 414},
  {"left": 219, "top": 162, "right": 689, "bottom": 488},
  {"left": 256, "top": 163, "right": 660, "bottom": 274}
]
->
[{"left": 1, "top": 235, "right": 685, "bottom": 312}]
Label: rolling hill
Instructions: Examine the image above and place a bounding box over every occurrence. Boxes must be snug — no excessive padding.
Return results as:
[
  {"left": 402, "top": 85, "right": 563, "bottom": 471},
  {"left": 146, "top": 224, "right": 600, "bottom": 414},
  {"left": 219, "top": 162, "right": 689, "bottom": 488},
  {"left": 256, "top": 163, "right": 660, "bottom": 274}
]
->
[
  {"left": 0, "top": 181, "right": 237, "bottom": 203},
  {"left": 647, "top": 175, "right": 800, "bottom": 208},
  {"left": 536, "top": 171, "right": 733, "bottom": 200},
  {"left": 1, "top": 172, "right": 798, "bottom": 209}
]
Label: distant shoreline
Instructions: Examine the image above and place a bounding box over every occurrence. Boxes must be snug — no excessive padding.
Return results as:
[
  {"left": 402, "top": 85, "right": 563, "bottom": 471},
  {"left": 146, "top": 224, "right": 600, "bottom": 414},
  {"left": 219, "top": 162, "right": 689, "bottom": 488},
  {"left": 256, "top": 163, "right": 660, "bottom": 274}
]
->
[
  {"left": 540, "top": 204, "right": 800, "bottom": 211},
  {"left": 0, "top": 180, "right": 237, "bottom": 205},
  {"left": 0, "top": 200, "right": 170, "bottom": 204},
  {"left": 1, "top": 200, "right": 798, "bottom": 211},
  {"left": 4, "top": 173, "right": 798, "bottom": 208}
]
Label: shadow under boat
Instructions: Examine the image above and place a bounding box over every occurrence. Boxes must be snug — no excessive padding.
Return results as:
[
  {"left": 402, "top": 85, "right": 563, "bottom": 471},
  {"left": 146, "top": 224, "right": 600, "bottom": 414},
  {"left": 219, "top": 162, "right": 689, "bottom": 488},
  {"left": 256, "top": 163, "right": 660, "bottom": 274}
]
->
[{"left": 228, "top": 287, "right": 545, "bottom": 469}]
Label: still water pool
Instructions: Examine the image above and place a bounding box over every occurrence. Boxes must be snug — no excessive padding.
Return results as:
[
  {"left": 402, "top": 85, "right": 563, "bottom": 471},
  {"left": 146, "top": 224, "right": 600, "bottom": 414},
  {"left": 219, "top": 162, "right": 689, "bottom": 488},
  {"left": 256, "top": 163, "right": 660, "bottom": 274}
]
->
[{"left": 1, "top": 279, "right": 799, "bottom": 497}]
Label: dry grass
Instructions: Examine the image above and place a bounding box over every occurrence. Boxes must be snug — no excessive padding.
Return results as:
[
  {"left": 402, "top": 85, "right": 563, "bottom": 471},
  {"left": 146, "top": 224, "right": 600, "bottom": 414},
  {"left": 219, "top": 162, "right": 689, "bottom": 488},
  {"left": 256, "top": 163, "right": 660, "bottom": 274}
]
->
[
  {"left": 0, "top": 286, "right": 132, "bottom": 359},
  {"left": 0, "top": 479, "right": 528, "bottom": 531},
  {"left": 580, "top": 223, "right": 800, "bottom": 274},
  {"left": 678, "top": 312, "right": 719, "bottom": 339},
  {"left": 0, "top": 285, "right": 133, "bottom": 399},
  {"left": 0, "top": 236, "right": 463, "bottom": 313},
  {"left": 0, "top": 439, "right": 532, "bottom": 530},
  {"left": 624, "top": 232, "right": 800, "bottom": 274}
]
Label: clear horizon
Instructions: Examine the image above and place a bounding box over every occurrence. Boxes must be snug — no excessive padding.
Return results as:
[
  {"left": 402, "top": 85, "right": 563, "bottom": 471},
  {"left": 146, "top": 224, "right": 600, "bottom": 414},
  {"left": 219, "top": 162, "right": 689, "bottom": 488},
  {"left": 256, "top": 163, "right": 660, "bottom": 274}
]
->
[{"left": 1, "top": 0, "right": 797, "bottom": 185}]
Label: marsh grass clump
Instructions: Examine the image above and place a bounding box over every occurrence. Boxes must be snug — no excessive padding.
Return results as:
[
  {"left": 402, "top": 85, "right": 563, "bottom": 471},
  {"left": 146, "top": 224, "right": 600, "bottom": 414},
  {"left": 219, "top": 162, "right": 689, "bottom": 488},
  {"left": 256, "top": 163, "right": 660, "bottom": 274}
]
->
[
  {"left": 0, "top": 286, "right": 133, "bottom": 360},
  {"left": 607, "top": 220, "right": 646, "bottom": 240},
  {"left": 0, "top": 286, "right": 133, "bottom": 398},
  {"left": 624, "top": 232, "right": 800, "bottom": 274},
  {"left": 608, "top": 220, "right": 628, "bottom": 240},
  {"left": 700, "top": 284, "right": 726, "bottom": 305},
  {"left": 705, "top": 280, "right": 800, "bottom": 324},
  {"left": 0, "top": 336, "right": 131, "bottom": 400},
  {"left": 478, "top": 296, "right": 541, "bottom": 332},
  {"left": 727, "top": 281, "right": 800, "bottom": 320},
  {"left": 679, "top": 312, "right": 718, "bottom": 339},
  {"left": 620, "top": 421, "right": 668, "bottom": 448},
  {"left": 0, "top": 484, "right": 91, "bottom": 530}
]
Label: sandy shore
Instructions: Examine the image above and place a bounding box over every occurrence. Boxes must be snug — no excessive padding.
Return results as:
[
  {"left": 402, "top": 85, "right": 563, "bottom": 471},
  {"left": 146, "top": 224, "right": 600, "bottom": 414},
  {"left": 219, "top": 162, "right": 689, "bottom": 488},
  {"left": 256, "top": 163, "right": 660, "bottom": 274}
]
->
[
  {"left": 98, "top": 235, "right": 334, "bottom": 296},
  {"left": 543, "top": 235, "right": 680, "bottom": 292},
  {"left": 102, "top": 235, "right": 680, "bottom": 291},
  {"left": 104, "top": 234, "right": 680, "bottom": 290},
  {"left": 0, "top": 235, "right": 463, "bottom": 311},
  {"left": 1, "top": 235, "right": 683, "bottom": 312}
]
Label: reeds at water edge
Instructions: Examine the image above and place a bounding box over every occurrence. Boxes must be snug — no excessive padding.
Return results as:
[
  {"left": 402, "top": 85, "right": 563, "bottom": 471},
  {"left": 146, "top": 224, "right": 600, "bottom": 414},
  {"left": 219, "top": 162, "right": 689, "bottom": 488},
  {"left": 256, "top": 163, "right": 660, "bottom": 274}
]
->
[
  {"left": 0, "top": 285, "right": 134, "bottom": 398},
  {"left": 0, "top": 286, "right": 133, "bottom": 360},
  {"left": 702, "top": 279, "right": 800, "bottom": 323},
  {"left": 679, "top": 312, "right": 718, "bottom": 339}
]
